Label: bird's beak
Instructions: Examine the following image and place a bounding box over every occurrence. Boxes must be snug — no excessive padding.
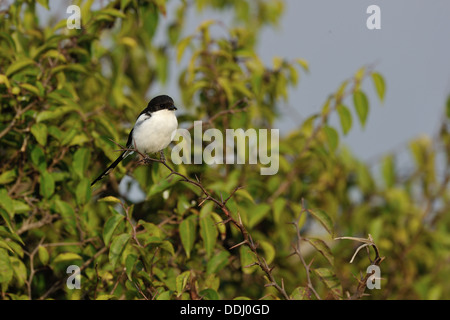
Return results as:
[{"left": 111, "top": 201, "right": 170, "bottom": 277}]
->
[{"left": 169, "top": 105, "right": 177, "bottom": 111}]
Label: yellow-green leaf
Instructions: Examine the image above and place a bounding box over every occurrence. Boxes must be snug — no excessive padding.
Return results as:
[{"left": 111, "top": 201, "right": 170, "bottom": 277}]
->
[
  {"left": 199, "top": 214, "right": 217, "bottom": 259},
  {"left": 31, "top": 123, "right": 48, "bottom": 146},
  {"left": 308, "top": 208, "right": 334, "bottom": 237},
  {"left": 353, "top": 90, "right": 369, "bottom": 128},
  {"left": 53, "top": 252, "right": 83, "bottom": 264},
  {"left": 371, "top": 72, "right": 386, "bottom": 102},
  {"left": 38, "top": 246, "right": 49, "bottom": 266},
  {"left": 337, "top": 104, "right": 352, "bottom": 135},
  {"left": 0, "top": 248, "right": 13, "bottom": 284},
  {"left": 305, "top": 238, "right": 334, "bottom": 267},
  {"left": 109, "top": 234, "right": 131, "bottom": 268},
  {"left": 176, "top": 271, "right": 191, "bottom": 297},
  {"left": 6, "top": 59, "right": 35, "bottom": 77},
  {"left": 103, "top": 214, "right": 125, "bottom": 246},
  {"left": 40, "top": 171, "right": 55, "bottom": 199},
  {"left": 180, "top": 215, "right": 197, "bottom": 259}
]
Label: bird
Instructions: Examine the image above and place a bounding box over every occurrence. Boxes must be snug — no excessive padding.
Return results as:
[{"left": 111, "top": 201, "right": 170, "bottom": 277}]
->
[{"left": 91, "top": 95, "right": 178, "bottom": 186}]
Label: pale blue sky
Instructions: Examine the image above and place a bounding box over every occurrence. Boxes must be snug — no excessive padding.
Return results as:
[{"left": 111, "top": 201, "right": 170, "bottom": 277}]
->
[{"left": 261, "top": 0, "right": 450, "bottom": 165}]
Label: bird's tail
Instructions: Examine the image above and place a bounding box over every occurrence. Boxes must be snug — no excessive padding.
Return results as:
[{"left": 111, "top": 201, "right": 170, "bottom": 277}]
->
[{"left": 91, "top": 150, "right": 130, "bottom": 186}]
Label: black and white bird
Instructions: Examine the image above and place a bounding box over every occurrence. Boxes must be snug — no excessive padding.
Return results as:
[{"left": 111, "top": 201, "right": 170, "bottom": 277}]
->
[{"left": 91, "top": 95, "right": 178, "bottom": 186}]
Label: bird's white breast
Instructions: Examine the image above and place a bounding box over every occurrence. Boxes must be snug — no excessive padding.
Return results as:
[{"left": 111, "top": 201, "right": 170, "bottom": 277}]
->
[{"left": 131, "top": 109, "right": 178, "bottom": 154}]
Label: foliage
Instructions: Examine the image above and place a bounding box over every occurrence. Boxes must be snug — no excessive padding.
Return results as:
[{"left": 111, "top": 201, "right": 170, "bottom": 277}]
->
[{"left": 1, "top": 0, "right": 450, "bottom": 300}]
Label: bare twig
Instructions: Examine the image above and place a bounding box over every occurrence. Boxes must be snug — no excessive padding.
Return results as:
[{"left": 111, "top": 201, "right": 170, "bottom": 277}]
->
[
  {"left": 289, "top": 199, "right": 321, "bottom": 300},
  {"left": 334, "top": 234, "right": 384, "bottom": 299}
]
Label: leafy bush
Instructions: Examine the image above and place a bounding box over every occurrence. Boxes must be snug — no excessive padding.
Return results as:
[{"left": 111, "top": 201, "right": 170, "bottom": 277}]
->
[{"left": 0, "top": 0, "right": 449, "bottom": 300}]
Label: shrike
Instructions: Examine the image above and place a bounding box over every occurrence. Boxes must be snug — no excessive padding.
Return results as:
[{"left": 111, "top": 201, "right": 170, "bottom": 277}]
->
[{"left": 91, "top": 95, "right": 178, "bottom": 186}]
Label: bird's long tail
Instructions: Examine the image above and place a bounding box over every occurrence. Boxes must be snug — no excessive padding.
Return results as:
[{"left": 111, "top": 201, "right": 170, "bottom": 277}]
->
[{"left": 91, "top": 150, "right": 131, "bottom": 186}]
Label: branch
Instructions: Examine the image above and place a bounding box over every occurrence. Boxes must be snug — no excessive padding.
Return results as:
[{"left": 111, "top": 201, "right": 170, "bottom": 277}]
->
[
  {"left": 126, "top": 147, "right": 291, "bottom": 300},
  {"left": 334, "top": 234, "right": 384, "bottom": 299},
  {"left": 289, "top": 199, "right": 321, "bottom": 300}
]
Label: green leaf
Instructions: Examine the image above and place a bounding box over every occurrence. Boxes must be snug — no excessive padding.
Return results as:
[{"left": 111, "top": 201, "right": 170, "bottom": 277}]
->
[
  {"left": 199, "top": 288, "right": 220, "bottom": 300},
  {"left": 0, "top": 248, "right": 13, "bottom": 285},
  {"left": 296, "top": 58, "right": 309, "bottom": 72},
  {"left": 235, "top": 189, "right": 254, "bottom": 203},
  {"left": 290, "top": 286, "right": 309, "bottom": 300},
  {"left": 371, "top": 72, "right": 386, "bottom": 102},
  {"left": 160, "top": 241, "right": 175, "bottom": 256},
  {"left": 37, "top": 0, "right": 49, "bottom": 9},
  {"left": 6, "top": 59, "right": 35, "bottom": 77},
  {"left": 36, "top": 106, "right": 77, "bottom": 123},
  {"left": 259, "top": 240, "right": 275, "bottom": 265},
  {"left": 239, "top": 246, "right": 257, "bottom": 274},
  {"left": 109, "top": 234, "right": 131, "bottom": 268},
  {"left": 0, "top": 189, "right": 14, "bottom": 217},
  {"left": 53, "top": 252, "right": 83, "bottom": 264},
  {"left": 206, "top": 250, "right": 230, "bottom": 275},
  {"left": 12, "top": 200, "right": 30, "bottom": 214},
  {"left": 314, "top": 268, "right": 342, "bottom": 299},
  {"left": 180, "top": 215, "right": 197, "bottom": 259},
  {"left": 125, "top": 253, "right": 138, "bottom": 280},
  {"left": 323, "top": 125, "right": 339, "bottom": 151},
  {"left": 199, "top": 214, "right": 217, "bottom": 259},
  {"left": 307, "top": 209, "right": 334, "bottom": 237},
  {"left": 138, "top": 221, "right": 162, "bottom": 239},
  {"left": 99, "top": 196, "right": 122, "bottom": 204},
  {"left": 210, "top": 212, "right": 226, "bottom": 240},
  {"left": 96, "top": 294, "right": 117, "bottom": 300},
  {"left": 0, "top": 169, "right": 16, "bottom": 185},
  {"left": 217, "top": 77, "right": 234, "bottom": 104},
  {"left": 50, "top": 64, "right": 88, "bottom": 75},
  {"left": 99, "top": 8, "right": 126, "bottom": 18},
  {"left": 31, "top": 145, "right": 46, "bottom": 172},
  {"left": 73, "top": 148, "right": 90, "bottom": 178},
  {"left": 305, "top": 238, "right": 334, "bottom": 267},
  {"left": 10, "top": 256, "right": 27, "bottom": 287},
  {"left": 176, "top": 271, "right": 190, "bottom": 297},
  {"left": 156, "top": 290, "right": 172, "bottom": 300},
  {"left": 176, "top": 36, "right": 192, "bottom": 63},
  {"left": 38, "top": 246, "right": 49, "bottom": 266},
  {"left": 353, "top": 90, "right": 369, "bottom": 128},
  {"left": 0, "top": 209, "right": 14, "bottom": 233},
  {"left": 0, "top": 239, "right": 14, "bottom": 254},
  {"left": 446, "top": 95, "right": 450, "bottom": 118},
  {"left": 272, "top": 198, "right": 286, "bottom": 224},
  {"left": 337, "top": 104, "right": 352, "bottom": 135},
  {"left": 40, "top": 171, "right": 55, "bottom": 199},
  {"left": 103, "top": 214, "right": 125, "bottom": 246},
  {"left": 75, "top": 178, "right": 91, "bottom": 205},
  {"left": 247, "top": 203, "right": 271, "bottom": 228},
  {"left": 31, "top": 123, "right": 48, "bottom": 146},
  {"left": 382, "top": 154, "right": 395, "bottom": 188},
  {"left": 19, "top": 83, "right": 40, "bottom": 96}
]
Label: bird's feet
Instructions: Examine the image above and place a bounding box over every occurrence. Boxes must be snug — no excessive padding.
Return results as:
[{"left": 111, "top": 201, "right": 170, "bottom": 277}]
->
[{"left": 159, "top": 150, "right": 166, "bottom": 162}]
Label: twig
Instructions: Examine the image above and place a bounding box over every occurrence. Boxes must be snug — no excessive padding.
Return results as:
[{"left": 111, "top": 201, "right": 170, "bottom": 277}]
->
[
  {"left": 289, "top": 199, "right": 321, "bottom": 300},
  {"left": 334, "top": 234, "right": 384, "bottom": 299}
]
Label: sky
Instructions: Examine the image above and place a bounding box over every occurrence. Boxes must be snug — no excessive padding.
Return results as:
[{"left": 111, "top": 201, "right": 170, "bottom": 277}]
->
[{"left": 260, "top": 0, "right": 450, "bottom": 165}]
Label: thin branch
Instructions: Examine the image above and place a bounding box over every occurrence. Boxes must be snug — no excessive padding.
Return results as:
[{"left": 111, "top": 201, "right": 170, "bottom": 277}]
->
[
  {"left": 289, "top": 199, "right": 321, "bottom": 300},
  {"left": 334, "top": 234, "right": 384, "bottom": 299}
]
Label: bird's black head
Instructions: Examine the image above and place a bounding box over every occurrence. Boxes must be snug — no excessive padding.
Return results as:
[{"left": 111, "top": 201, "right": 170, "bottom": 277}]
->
[{"left": 147, "top": 95, "right": 177, "bottom": 112}]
